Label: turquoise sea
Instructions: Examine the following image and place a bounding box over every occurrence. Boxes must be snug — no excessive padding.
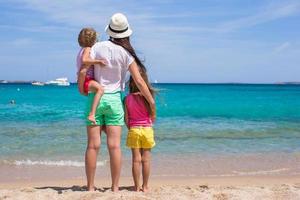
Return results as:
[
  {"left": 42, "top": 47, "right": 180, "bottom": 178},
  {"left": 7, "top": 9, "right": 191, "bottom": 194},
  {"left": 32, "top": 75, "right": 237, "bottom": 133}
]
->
[{"left": 0, "top": 83, "right": 300, "bottom": 169}]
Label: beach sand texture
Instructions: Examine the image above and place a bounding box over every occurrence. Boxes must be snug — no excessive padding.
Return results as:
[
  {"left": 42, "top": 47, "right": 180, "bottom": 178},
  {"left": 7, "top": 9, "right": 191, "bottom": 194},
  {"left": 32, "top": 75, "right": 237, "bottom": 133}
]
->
[{"left": 1, "top": 177, "right": 300, "bottom": 200}]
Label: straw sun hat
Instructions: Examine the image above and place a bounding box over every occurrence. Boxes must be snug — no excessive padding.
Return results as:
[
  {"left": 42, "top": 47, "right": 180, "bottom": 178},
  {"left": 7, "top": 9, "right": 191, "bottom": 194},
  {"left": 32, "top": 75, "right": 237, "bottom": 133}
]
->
[{"left": 105, "top": 13, "right": 133, "bottom": 38}]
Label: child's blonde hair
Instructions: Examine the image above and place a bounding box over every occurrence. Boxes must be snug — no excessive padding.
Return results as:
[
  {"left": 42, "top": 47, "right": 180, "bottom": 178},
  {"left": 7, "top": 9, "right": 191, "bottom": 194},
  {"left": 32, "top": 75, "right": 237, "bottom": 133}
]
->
[{"left": 78, "top": 28, "right": 97, "bottom": 47}]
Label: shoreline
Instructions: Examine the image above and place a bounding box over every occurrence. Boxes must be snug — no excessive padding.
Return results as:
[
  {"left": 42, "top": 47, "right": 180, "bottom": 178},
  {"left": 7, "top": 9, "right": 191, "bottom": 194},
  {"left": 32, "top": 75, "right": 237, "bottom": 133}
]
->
[
  {"left": 1, "top": 152, "right": 299, "bottom": 182},
  {"left": 2, "top": 174, "right": 300, "bottom": 188},
  {"left": 2, "top": 153, "right": 300, "bottom": 199}
]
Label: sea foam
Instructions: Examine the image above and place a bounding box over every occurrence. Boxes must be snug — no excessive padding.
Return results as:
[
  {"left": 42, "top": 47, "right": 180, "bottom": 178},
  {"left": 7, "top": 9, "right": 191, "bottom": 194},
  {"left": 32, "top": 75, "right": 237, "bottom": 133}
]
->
[{"left": 2, "top": 159, "right": 107, "bottom": 167}]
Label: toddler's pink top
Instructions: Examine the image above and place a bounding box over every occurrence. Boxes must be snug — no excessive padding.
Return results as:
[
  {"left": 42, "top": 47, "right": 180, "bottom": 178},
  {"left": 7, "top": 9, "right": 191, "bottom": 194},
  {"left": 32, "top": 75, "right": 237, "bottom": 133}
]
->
[{"left": 125, "top": 93, "right": 152, "bottom": 128}]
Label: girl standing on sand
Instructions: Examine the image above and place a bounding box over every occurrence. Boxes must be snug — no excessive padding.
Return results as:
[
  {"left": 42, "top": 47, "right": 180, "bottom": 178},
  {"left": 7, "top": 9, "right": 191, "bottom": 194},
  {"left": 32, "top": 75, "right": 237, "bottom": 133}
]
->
[
  {"left": 77, "top": 28, "right": 106, "bottom": 124},
  {"left": 125, "top": 71, "right": 156, "bottom": 192},
  {"left": 85, "top": 13, "right": 156, "bottom": 191}
]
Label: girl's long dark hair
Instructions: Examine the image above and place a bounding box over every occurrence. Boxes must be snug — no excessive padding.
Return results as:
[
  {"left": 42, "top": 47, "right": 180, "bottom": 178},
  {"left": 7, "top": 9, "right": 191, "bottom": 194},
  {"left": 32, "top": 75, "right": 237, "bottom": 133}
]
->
[{"left": 109, "top": 37, "right": 155, "bottom": 114}]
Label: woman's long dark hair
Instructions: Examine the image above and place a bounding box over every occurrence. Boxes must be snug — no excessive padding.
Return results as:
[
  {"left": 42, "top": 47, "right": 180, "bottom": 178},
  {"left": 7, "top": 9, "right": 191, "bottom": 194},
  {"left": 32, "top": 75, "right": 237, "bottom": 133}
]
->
[
  {"left": 109, "top": 37, "right": 146, "bottom": 73},
  {"left": 109, "top": 37, "right": 155, "bottom": 114}
]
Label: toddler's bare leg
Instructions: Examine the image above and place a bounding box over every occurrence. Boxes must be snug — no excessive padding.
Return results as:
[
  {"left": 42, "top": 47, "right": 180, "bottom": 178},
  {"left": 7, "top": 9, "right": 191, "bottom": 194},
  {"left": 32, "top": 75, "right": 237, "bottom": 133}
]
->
[{"left": 88, "top": 81, "right": 104, "bottom": 124}]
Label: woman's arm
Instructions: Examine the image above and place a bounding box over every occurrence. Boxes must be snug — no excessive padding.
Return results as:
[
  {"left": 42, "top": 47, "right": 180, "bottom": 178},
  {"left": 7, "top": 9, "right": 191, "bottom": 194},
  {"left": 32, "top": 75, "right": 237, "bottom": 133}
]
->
[
  {"left": 128, "top": 61, "right": 156, "bottom": 121},
  {"left": 82, "top": 47, "right": 107, "bottom": 67}
]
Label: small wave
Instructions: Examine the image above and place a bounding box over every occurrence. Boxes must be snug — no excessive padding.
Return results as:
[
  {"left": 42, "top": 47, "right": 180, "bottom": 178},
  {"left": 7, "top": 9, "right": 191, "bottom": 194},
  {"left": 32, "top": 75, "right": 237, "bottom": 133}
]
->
[
  {"left": 206, "top": 174, "right": 236, "bottom": 177},
  {"left": 232, "top": 168, "right": 289, "bottom": 175},
  {"left": 2, "top": 159, "right": 107, "bottom": 167},
  {"left": 152, "top": 174, "right": 197, "bottom": 177}
]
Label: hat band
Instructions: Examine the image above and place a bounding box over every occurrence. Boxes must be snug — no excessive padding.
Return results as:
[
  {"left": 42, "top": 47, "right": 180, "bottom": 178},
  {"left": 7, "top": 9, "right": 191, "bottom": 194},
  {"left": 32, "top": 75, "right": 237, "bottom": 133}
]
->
[{"left": 109, "top": 25, "right": 128, "bottom": 33}]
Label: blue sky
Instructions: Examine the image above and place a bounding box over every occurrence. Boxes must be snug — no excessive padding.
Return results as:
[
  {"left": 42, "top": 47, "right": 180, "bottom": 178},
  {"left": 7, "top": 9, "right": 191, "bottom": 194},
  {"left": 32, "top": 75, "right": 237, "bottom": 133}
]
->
[{"left": 0, "top": 0, "right": 300, "bottom": 83}]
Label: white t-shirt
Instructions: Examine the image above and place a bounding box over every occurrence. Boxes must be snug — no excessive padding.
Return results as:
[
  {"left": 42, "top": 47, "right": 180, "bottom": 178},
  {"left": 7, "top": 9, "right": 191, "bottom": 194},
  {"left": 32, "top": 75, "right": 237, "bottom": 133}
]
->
[{"left": 90, "top": 41, "right": 134, "bottom": 93}]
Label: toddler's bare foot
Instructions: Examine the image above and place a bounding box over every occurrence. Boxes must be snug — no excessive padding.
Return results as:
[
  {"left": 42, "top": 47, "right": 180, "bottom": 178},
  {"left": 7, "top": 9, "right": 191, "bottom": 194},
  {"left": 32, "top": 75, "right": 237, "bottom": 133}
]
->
[{"left": 88, "top": 114, "right": 96, "bottom": 125}]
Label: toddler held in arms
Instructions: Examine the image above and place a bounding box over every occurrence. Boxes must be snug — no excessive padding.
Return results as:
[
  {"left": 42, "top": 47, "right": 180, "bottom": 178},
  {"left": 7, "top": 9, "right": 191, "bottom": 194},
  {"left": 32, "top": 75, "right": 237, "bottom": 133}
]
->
[{"left": 76, "top": 28, "right": 107, "bottom": 124}]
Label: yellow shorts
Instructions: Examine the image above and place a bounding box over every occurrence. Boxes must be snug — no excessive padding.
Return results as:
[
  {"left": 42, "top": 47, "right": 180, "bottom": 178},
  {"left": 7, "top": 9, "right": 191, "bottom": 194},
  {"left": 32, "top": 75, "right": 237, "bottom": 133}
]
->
[{"left": 126, "top": 127, "right": 156, "bottom": 149}]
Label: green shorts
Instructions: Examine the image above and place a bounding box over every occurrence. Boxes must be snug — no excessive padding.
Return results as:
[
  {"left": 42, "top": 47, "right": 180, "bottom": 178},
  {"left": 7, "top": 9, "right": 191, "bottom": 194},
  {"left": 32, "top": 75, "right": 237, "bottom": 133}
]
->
[{"left": 85, "top": 92, "right": 124, "bottom": 126}]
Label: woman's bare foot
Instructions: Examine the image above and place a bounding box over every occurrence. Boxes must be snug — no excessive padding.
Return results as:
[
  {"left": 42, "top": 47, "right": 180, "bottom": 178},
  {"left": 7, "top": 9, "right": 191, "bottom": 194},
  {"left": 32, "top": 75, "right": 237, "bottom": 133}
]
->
[
  {"left": 142, "top": 185, "right": 149, "bottom": 192},
  {"left": 87, "top": 114, "right": 96, "bottom": 124},
  {"left": 133, "top": 186, "right": 140, "bottom": 192},
  {"left": 87, "top": 186, "right": 96, "bottom": 191}
]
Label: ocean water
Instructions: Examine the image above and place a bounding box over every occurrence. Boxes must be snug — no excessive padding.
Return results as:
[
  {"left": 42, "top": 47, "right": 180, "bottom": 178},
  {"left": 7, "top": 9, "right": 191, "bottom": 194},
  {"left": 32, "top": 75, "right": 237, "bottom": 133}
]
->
[{"left": 0, "top": 83, "right": 300, "bottom": 168}]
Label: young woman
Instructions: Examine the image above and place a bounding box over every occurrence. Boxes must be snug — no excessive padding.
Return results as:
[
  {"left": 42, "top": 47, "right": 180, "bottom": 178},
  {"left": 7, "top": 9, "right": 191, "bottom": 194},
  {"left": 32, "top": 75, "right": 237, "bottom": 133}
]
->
[{"left": 84, "top": 13, "right": 156, "bottom": 192}]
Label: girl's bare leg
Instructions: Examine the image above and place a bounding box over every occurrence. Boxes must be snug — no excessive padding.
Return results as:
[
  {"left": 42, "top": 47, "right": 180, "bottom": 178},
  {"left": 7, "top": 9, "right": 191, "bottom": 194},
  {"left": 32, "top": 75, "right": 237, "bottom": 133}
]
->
[
  {"left": 85, "top": 125, "right": 102, "bottom": 191},
  {"left": 88, "top": 81, "right": 104, "bottom": 124},
  {"left": 141, "top": 149, "right": 151, "bottom": 192},
  {"left": 131, "top": 148, "right": 142, "bottom": 191},
  {"left": 106, "top": 126, "right": 122, "bottom": 192}
]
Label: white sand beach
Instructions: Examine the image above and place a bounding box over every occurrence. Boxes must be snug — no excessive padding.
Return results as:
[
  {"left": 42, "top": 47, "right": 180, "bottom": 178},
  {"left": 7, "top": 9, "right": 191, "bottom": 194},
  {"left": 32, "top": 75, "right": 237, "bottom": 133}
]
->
[
  {"left": 1, "top": 153, "right": 300, "bottom": 199},
  {"left": 1, "top": 176, "right": 300, "bottom": 200}
]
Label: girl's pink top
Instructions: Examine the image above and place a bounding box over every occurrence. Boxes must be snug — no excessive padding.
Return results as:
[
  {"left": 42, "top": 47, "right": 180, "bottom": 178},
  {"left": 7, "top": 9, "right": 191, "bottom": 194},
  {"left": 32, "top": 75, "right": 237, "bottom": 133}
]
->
[
  {"left": 76, "top": 48, "right": 94, "bottom": 78},
  {"left": 125, "top": 93, "right": 152, "bottom": 128}
]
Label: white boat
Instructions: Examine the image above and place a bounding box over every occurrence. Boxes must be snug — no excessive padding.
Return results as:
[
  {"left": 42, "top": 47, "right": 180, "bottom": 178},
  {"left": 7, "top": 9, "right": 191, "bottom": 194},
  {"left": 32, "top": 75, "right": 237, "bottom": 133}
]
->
[
  {"left": 46, "top": 77, "right": 70, "bottom": 86},
  {"left": 0, "top": 80, "right": 8, "bottom": 84},
  {"left": 32, "top": 81, "right": 45, "bottom": 86}
]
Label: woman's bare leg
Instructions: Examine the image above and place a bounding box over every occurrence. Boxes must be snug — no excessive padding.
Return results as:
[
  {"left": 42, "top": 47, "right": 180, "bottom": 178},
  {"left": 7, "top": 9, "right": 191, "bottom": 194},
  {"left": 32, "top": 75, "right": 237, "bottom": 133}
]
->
[
  {"left": 141, "top": 149, "right": 151, "bottom": 192},
  {"left": 85, "top": 125, "right": 101, "bottom": 191},
  {"left": 88, "top": 81, "right": 104, "bottom": 124},
  {"left": 131, "top": 148, "right": 142, "bottom": 191},
  {"left": 106, "top": 125, "right": 122, "bottom": 192}
]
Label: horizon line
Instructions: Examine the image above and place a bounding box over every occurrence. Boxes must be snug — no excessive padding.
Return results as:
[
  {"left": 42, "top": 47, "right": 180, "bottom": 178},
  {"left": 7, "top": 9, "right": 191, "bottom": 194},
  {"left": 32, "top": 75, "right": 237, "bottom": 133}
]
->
[{"left": 1, "top": 80, "right": 300, "bottom": 85}]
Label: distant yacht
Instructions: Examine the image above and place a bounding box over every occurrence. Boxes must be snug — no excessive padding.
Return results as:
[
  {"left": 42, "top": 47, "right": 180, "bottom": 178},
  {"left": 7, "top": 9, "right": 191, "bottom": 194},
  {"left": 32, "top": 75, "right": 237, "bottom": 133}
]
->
[
  {"left": 45, "top": 77, "right": 70, "bottom": 86},
  {"left": 0, "top": 80, "right": 8, "bottom": 84},
  {"left": 32, "top": 81, "right": 45, "bottom": 86}
]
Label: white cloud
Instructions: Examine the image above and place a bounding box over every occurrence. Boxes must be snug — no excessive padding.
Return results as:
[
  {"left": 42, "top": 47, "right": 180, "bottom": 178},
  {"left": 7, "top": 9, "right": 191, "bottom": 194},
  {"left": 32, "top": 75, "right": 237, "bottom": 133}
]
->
[
  {"left": 2, "top": 0, "right": 300, "bottom": 82},
  {"left": 0, "top": 24, "right": 76, "bottom": 33},
  {"left": 11, "top": 38, "right": 34, "bottom": 46},
  {"left": 274, "top": 42, "right": 291, "bottom": 53},
  {"left": 6, "top": 0, "right": 300, "bottom": 37},
  {"left": 218, "top": 1, "right": 300, "bottom": 32}
]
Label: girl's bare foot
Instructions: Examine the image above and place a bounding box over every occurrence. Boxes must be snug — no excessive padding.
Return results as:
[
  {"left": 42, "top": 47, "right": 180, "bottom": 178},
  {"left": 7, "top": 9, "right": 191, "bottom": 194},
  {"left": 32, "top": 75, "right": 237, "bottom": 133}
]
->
[
  {"left": 142, "top": 185, "right": 149, "bottom": 192},
  {"left": 87, "top": 114, "right": 96, "bottom": 124}
]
